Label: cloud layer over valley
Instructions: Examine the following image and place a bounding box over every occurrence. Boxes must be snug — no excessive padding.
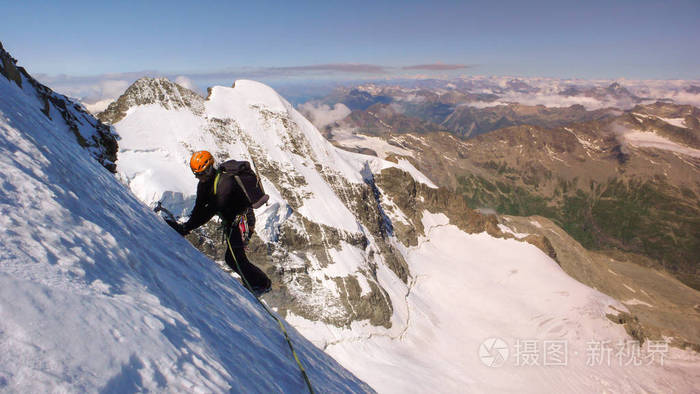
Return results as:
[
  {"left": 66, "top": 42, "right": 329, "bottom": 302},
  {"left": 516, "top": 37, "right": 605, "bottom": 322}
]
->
[{"left": 34, "top": 68, "right": 700, "bottom": 116}]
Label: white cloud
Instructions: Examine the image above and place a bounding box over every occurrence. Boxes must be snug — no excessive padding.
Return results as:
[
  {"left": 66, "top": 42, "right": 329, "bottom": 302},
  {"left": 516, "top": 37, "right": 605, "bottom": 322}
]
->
[
  {"left": 83, "top": 99, "right": 115, "bottom": 114},
  {"left": 96, "top": 79, "right": 131, "bottom": 100},
  {"left": 298, "top": 102, "right": 352, "bottom": 129},
  {"left": 659, "top": 91, "right": 700, "bottom": 108},
  {"left": 455, "top": 76, "right": 700, "bottom": 110},
  {"left": 174, "top": 75, "right": 200, "bottom": 93},
  {"left": 462, "top": 93, "right": 615, "bottom": 110},
  {"left": 34, "top": 73, "right": 141, "bottom": 110},
  {"left": 51, "top": 78, "right": 130, "bottom": 105}
]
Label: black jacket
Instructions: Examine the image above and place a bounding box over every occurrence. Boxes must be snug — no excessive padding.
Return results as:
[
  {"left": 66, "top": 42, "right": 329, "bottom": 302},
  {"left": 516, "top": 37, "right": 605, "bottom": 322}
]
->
[{"left": 182, "top": 166, "right": 255, "bottom": 236}]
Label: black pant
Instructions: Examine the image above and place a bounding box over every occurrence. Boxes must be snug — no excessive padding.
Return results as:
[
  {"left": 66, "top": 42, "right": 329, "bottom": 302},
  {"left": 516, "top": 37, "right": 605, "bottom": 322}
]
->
[{"left": 225, "top": 245, "right": 270, "bottom": 290}]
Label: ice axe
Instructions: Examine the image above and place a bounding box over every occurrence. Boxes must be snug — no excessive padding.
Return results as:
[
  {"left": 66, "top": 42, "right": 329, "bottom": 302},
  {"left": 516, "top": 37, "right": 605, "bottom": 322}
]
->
[{"left": 153, "top": 201, "right": 182, "bottom": 232}]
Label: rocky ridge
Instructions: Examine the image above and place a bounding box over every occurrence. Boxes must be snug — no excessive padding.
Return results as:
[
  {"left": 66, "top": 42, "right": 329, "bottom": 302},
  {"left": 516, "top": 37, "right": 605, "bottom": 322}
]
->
[
  {"left": 0, "top": 42, "right": 117, "bottom": 171},
  {"left": 98, "top": 77, "right": 205, "bottom": 124}
]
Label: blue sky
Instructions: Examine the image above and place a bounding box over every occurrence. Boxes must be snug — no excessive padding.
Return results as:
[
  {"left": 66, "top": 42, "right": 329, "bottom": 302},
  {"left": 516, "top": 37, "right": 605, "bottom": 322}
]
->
[{"left": 2, "top": 0, "right": 698, "bottom": 81}]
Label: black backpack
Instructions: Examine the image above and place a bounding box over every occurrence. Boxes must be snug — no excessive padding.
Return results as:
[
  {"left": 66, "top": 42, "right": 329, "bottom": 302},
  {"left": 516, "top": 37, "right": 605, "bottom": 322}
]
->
[{"left": 214, "top": 160, "right": 269, "bottom": 209}]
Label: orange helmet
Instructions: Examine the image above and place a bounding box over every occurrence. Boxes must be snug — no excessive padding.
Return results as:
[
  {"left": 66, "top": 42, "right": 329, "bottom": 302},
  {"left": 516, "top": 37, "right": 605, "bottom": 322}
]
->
[{"left": 190, "top": 151, "right": 214, "bottom": 174}]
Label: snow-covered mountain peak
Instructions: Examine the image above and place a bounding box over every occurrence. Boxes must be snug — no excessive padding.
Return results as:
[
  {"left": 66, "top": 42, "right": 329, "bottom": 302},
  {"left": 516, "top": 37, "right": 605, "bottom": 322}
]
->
[
  {"left": 207, "top": 80, "right": 367, "bottom": 186},
  {"left": 99, "top": 77, "right": 204, "bottom": 124},
  {"left": 108, "top": 76, "right": 464, "bottom": 336},
  {"left": 208, "top": 79, "right": 288, "bottom": 114}
]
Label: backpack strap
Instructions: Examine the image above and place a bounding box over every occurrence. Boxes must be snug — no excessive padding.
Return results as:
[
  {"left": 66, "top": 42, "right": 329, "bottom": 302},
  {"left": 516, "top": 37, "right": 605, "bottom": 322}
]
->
[
  {"left": 248, "top": 154, "right": 266, "bottom": 194},
  {"left": 214, "top": 170, "right": 222, "bottom": 195},
  {"left": 233, "top": 175, "right": 253, "bottom": 204}
]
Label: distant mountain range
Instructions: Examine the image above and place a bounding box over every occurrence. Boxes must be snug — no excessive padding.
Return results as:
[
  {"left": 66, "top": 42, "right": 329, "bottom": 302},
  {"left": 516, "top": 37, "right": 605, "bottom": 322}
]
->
[{"left": 309, "top": 79, "right": 667, "bottom": 139}]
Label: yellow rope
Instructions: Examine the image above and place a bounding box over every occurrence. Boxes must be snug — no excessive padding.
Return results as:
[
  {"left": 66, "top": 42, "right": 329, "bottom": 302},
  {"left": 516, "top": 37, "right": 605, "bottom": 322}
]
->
[{"left": 225, "top": 233, "right": 315, "bottom": 394}]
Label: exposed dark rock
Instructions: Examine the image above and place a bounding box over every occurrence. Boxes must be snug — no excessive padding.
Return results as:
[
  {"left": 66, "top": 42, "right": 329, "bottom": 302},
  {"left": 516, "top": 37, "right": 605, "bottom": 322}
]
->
[
  {"left": 610, "top": 144, "right": 630, "bottom": 164},
  {"left": 335, "top": 276, "right": 393, "bottom": 328},
  {"left": 375, "top": 167, "right": 559, "bottom": 259},
  {"left": 522, "top": 234, "right": 557, "bottom": 260},
  {"left": 339, "top": 89, "right": 393, "bottom": 111},
  {"left": 606, "top": 310, "right": 647, "bottom": 344},
  {"left": 0, "top": 42, "right": 22, "bottom": 87},
  {"left": 341, "top": 146, "right": 379, "bottom": 156},
  {"left": 0, "top": 41, "right": 118, "bottom": 172},
  {"left": 320, "top": 167, "right": 411, "bottom": 284}
]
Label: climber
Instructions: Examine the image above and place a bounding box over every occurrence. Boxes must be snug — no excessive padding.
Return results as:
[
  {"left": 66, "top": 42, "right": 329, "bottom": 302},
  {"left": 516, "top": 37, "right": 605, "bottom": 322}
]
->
[{"left": 175, "top": 150, "right": 271, "bottom": 296}]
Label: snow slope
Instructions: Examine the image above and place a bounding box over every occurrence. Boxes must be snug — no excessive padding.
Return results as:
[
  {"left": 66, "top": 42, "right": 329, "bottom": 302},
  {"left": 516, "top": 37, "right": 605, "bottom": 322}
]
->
[{"left": 0, "top": 61, "right": 372, "bottom": 392}]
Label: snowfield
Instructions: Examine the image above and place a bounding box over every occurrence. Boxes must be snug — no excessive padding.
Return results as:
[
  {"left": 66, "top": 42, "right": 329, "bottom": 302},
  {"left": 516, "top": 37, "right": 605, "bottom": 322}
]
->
[
  {"left": 0, "top": 70, "right": 372, "bottom": 392},
  {"left": 622, "top": 131, "right": 700, "bottom": 158},
  {"left": 289, "top": 212, "right": 700, "bottom": 393}
]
